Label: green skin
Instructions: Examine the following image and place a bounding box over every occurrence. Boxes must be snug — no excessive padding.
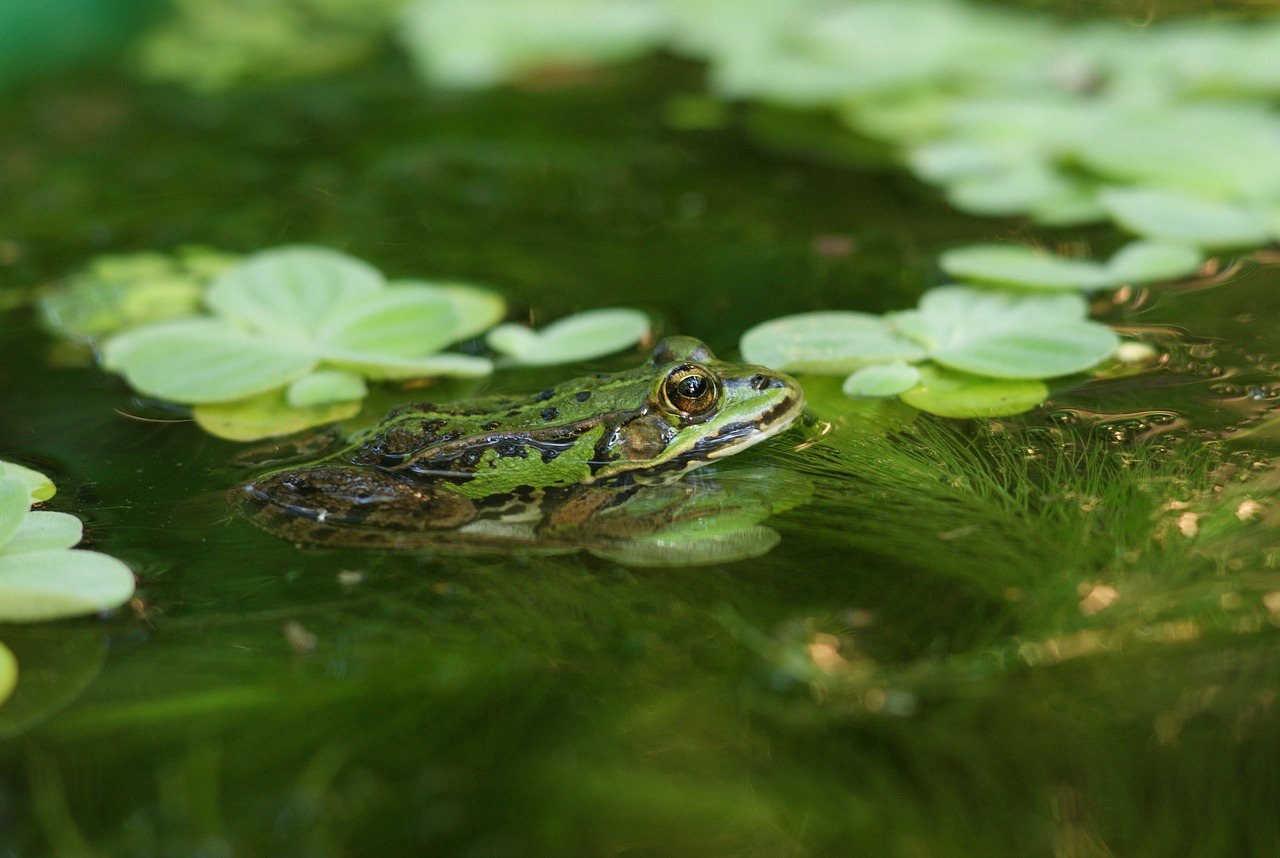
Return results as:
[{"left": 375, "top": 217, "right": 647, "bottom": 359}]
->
[{"left": 231, "top": 336, "right": 804, "bottom": 550}]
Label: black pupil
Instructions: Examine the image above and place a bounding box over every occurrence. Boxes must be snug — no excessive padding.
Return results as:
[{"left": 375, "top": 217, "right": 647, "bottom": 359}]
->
[{"left": 677, "top": 374, "right": 707, "bottom": 399}]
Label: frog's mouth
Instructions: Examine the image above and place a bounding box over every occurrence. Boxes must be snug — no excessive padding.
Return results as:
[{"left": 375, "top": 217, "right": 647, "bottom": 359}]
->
[{"left": 698, "top": 390, "right": 805, "bottom": 460}]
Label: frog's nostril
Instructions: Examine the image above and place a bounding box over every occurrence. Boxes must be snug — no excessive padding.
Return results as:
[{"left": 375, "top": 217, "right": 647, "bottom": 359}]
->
[{"left": 750, "top": 373, "right": 769, "bottom": 390}]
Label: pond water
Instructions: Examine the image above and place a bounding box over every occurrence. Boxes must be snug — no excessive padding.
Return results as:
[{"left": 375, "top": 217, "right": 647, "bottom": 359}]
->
[{"left": 3, "top": 50, "right": 1280, "bottom": 857}]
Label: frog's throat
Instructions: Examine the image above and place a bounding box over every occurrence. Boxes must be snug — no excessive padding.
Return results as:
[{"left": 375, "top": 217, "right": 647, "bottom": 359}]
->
[{"left": 696, "top": 390, "right": 805, "bottom": 460}]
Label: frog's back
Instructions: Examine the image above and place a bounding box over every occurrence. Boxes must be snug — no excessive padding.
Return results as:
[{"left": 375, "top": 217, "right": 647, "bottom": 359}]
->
[{"left": 344, "top": 370, "right": 646, "bottom": 477}]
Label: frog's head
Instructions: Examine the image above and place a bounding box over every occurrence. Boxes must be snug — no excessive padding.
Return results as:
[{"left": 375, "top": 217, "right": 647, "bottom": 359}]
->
[{"left": 594, "top": 336, "right": 804, "bottom": 481}]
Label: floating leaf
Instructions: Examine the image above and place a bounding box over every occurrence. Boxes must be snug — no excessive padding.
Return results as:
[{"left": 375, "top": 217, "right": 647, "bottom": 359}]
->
[
  {"left": 1104, "top": 240, "right": 1204, "bottom": 284},
  {"left": 0, "top": 549, "right": 136, "bottom": 623},
  {"left": 1098, "top": 187, "right": 1271, "bottom": 248},
  {"left": 891, "top": 287, "right": 1116, "bottom": 379},
  {"left": 194, "top": 388, "right": 363, "bottom": 442},
  {"left": 1075, "top": 105, "right": 1280, "bottom": 202},
  {"left": 318, "top": 286, "right": 461, "bottom": 357},
  {"left": 740, "top": 312, "right": 926, "bottom": 374},
  {"left": 206, "top": 245, "right": 385, "bottom": 339},
  {"left": 433, "top": 282, "right": 508, "bottom": 340},
  {"left": 842, "top": 362, "right": 921, "bottom": 398},
  {"left": 286, "top": 370, "right": 368, "bottom": 408},
  {"left": 3, "top": 512, "right": 83, "bottom": 555},
  {"left": 939, "top": 244, "right": 1112, "bottom": 291},
  {"left": 0, "top": 642, "right": 14, "bottom": 707},
  {"left": 0, "top": 462, "right": 55, "bottom": 504},
  {"left": 324, "top": 351, "right": 494, "bottom": 381},
  {"left": 899, "top": 365, "right": 1048, "bottom": 418},
  {"left": 102, "top": 318, "right": 319, "bottom": 404},
  {"left": 0, "top": 478, "right": 31, "bottom": 550},
  {"left": 487, "top": 308, "right": 650, "bottom": 366}
]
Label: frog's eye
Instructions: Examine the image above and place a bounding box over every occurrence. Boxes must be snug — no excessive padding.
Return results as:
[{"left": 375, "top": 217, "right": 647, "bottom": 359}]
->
[{"left": 661, "top": 364, "right": 720, "bottom": 418}]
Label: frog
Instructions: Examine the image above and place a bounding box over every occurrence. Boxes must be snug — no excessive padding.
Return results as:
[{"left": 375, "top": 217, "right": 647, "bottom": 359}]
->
[{"left": 230, "top": 335, "right": 805, "bottom": 556}]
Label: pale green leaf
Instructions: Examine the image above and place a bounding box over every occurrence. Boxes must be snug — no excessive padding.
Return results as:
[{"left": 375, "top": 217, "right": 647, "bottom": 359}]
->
[
  {"left": 740, "top": 311, "right": 927, "bottom": 374},
  {"left": 407, "top": 281, "right": 508, "bottom": 341},
  {"left": 286, "top": 370, "right": 368, "bottom": 408},
  {"left": 319, "top": 286, "right": 460, "bottom": 357},
  {"left": 931, "top": 324, "right": 1117, "bottom": 379},
  {"left": 0, "top": 479, "right": 30, "bottom": 551},
  {"left": 0, "top": 549, "right": 135, "bottom": 623},
  {"left": 1098, "top": 187, "right": 1271, "bottom": 248},
  {"left": 890, "top": 287, "right": 1114, "bottom": 379},
  {"left": 939, "top": 244, "right": 1112, "bottom": 291},
  {"left": 943, "top": 161, "right": 1077, "bottom": 217},
  {"left": 899, "top": 365, "right": 1049, "bottom": 418},
  {"left": 193, "top": 389, "right": 363, "bottom": 442},
  {"left": 1075, "top": 106, "right": 1280, "bottom": 201},
  {"left": 842, "top": 362, "right": 921, "bottom": 398},
  {"left": 206, "top": 245, "right": 384, "bottom": 339},
  {"left": 324, "top": 351, "right": 494, "bottom": 380},
  {"left": 1104, "top": 240, "right": 1204, "bottom": 284},
  {"left": 0, "top": 462, "right": 55, "bottom": 503},
  {"left": 487, "top": 309, "right": 650, "bottom": 366},
  {"left": 0, "top": 642, "right": 14, "bottom": 707},
  {"left": 102, "top": 318, "right": 319, "bottom": 404},
  {"left": 4, "top": 512, "right": 83, "bottom": 554}
]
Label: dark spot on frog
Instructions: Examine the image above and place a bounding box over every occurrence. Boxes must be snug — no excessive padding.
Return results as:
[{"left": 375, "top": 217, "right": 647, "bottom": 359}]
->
[
  {"left": 540, "top": 406, "right": 559, "bottom": 421},
  {"left": 595, "top": 373, "right": 611, "bottom": 380},
  {"left": 495, "top": 440, "right": 529, "bottom": 458},
  {"left": 575, "top": 390, "right": 591, "bottom": 402},
  {"left": 483, "top": 420, "right": 502, "bottom": 430},
  {"left": 458, "top": 450, "right": 482, "bottom": 468},
  {"left": 535, "top": 388, "right": 555, "bottom": 402},
  {"left": 541, "top": 447, "right": 562, "bottom": 463}
]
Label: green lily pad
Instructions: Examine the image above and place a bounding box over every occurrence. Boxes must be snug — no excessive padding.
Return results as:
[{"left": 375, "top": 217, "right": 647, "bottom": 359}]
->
[
  {"left": 285, "top": 370, "right": 368, "bottom": 408},
  {"left": 939, "top": 244, "right": 1113, "bottom": 291},
  {"left": 1098, "top": 187, "right": 1272, "bottom": 248},
  {"left": 942, "top": 161, "right": 1080, "bottom": 218},
  {"left": 0, "top": 642, "right": 14, "bottom": 707},
  {"left": 1075, "top": 105, "right": 1280, "bottom": 202},
  {"left": 324, "top": 351, "right": 494, "bottom": 381},
  {"left": 433, "top": 282, "right": 509, "bottom": 341},
  {"left": 0, "top": 477, "right": 30, "bottom": 549},
  {"left": 194, "top": 388, "right": 363, "bottom": 442},
  {"left": 317, "top": 286, "right": 462, "bottom": 357},
  {"left": 890, "top": 287, "right": 1117, "bottom": 379},
  {"left": 0, "top": 549, "right": 136, "bottom": 623},
  {"left": 939, "top": 240, "right": 1204, "bottom": 292},
  {"left": 38, "top": 247, "right": 236, "bottom": 344},
  {"left": 899, "top": 364, "right": 1049, "bottom": 418},
  {"left": 1105, "top": 241, "right": 1204, "bottom": 284},
  {"left": 0, "top": 461, "right": 55, "bottom": 503},
  {"left": 3, "top": 511, "right": 83, "bottom": 555},
  {"left": 842, "top": 361, "right": 921, "bottom": 398},
  {"left": 487, "top": 308, "right": 650, "bottom": 366},
  {"left": 101, "top": 247, "right": 502, "bottom": 413},
  {"left": 739, "top": 311, "right": 927, "bottom": 374},
  {"left": 205, "top": 245, "right": 385, "bottom": 339},
  {"left": 102, "top": 318, "right": 319, "bottom": 404}
]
